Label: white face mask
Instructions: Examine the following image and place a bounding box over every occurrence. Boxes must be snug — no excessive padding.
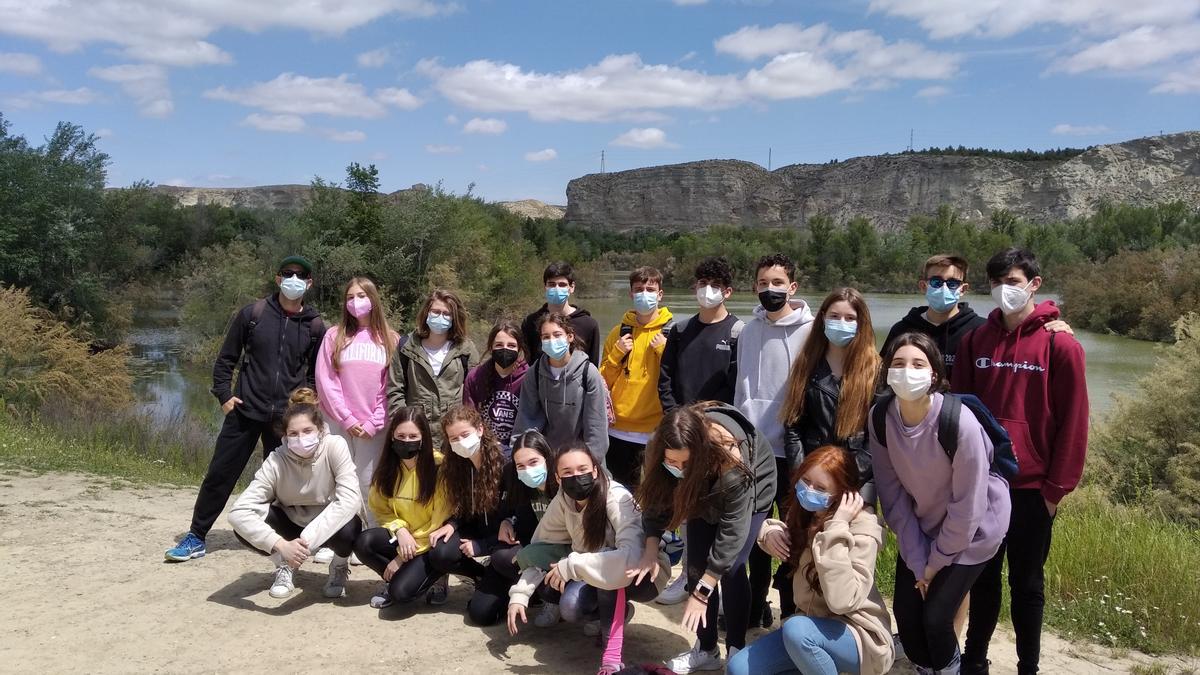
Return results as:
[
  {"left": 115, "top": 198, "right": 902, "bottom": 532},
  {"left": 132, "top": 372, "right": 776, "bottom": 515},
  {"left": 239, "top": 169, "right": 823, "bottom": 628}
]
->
[
  {"left": 991, "top": 280, "right": 1033, "bottom": 315},
  {"left": 887, "top": 367, "right": 933, "bottom": 401},
  {"left": 695, "top": 285, "right": 724, "bottom": 309},
  {"left": 287, "top": 432, "right": 320, "bottom": 458},
  {"left": 279, "top": 276, "right": 308, "bottom": 301},
  {"left": 450, "top": 431, "right": 481, "bottom": 458}
]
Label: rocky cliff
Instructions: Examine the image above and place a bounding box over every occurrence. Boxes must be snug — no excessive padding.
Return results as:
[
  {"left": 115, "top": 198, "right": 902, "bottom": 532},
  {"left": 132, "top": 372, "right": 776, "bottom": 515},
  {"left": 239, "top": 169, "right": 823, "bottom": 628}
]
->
[{"left": 565, "top": 132, "right": 1200, "bottom": 231}]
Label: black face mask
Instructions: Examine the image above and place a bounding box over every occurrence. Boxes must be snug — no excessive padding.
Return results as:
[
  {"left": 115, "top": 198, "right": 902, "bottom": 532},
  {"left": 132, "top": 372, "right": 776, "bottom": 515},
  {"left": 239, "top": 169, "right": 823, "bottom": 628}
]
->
[
  {"left": 758, "top": 288, "right": 789, "bottom": 312},
  {"left": 492, "top": 348, "right": 519, "bottom": 369},
  {"left": 560, "top": 473, "right": 597, "bottom": 501},
  {"left": 391, "top": 439, "right": 422, "bottom": 460}
]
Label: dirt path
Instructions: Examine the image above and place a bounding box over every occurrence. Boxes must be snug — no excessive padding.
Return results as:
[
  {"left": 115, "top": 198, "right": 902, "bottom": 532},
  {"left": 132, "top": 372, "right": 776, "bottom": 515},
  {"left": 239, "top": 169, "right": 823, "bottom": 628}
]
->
[{"left": 0, "top": 470, "right": 1195, "bottom": 674}]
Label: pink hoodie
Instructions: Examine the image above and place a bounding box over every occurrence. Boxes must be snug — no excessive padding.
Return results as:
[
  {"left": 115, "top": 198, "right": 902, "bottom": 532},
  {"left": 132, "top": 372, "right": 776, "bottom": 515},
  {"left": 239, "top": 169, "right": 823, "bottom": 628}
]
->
[{"left": 316, "top": 326, "right": 397, "bottom": 436}]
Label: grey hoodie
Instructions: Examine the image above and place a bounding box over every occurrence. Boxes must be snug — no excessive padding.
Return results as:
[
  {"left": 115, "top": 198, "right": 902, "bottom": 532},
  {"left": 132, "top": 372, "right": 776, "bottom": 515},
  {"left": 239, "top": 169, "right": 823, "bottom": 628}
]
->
[
  {"left": 733, "top": 298, "right": 815, "bottom": 459},
  {"left": 513, "top": 349, "right": 609, "bottom": 459}
]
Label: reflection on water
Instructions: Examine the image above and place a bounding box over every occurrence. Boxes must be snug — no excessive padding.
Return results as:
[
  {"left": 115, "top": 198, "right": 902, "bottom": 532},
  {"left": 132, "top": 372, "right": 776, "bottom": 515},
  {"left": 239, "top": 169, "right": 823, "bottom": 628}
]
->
[{"left": 128, "top": 315, "right": 223, "bottom": 431}]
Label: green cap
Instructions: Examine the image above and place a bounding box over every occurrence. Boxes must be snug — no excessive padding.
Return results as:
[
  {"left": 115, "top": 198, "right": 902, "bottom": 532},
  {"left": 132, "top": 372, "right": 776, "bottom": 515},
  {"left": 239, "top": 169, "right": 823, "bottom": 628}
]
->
[{"left": 279, "top": 255, "right": 313, "bottom": 273}]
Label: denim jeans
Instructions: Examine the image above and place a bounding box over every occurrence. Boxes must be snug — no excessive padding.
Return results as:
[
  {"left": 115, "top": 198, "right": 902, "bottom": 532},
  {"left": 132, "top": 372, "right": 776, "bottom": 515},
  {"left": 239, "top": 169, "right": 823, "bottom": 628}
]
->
[{"left": 726, "top": 615, "right": 862, "bottom": 675}]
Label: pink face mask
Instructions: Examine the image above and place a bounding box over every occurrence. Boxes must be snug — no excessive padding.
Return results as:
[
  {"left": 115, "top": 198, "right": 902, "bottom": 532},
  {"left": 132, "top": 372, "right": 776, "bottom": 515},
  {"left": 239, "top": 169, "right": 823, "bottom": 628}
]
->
[{"left": 346, "top": 296, "right": 372, "bottom": 318}]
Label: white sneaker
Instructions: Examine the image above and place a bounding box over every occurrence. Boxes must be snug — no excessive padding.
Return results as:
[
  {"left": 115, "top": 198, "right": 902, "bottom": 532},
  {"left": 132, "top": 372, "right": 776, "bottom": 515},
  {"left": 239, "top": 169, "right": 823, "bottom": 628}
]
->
[
  {"left": 314, "top": 547, "right": 335, "bottom": 564},
  {"left": 269, "top": 565, "right": 295, "bottom": 598},
  {"left": 534, "top": 602, "right": 562, "bottom": 627},
  {"left": 665, "top": 641, "right": 723, "bottom": 673},
  {"left": 348, "top": 552, "right": 363, "bottom": 566},
  {"left": 370, "top": 583, "right": 394, "bottom": 609},
  {"left": 655, "top": 574, "right": 689, "bottom": 605},
  {"left": 323, "top": 557, "right": 350, "bottom": 598},
  {"left": 727, "top": 646, "right": 740, "bottom": 661}
]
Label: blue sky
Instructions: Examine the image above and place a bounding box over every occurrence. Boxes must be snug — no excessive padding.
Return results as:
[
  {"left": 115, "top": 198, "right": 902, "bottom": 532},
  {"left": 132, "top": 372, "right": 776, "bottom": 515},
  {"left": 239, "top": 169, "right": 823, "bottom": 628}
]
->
[{"left": 1, "top": 0, "right": 1197, "bottom": 203}]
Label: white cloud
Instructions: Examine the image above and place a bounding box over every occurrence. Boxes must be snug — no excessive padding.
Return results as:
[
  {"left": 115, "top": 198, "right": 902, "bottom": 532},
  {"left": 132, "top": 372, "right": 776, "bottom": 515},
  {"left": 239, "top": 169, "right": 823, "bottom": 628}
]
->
[
  {"left": 672, "top": 0, "right": 708, "bottom": 5},
  {"left": 206, "top": 73, "right": 421, "bottom": 118},
  {"left": 611, "top": 127, "right": 677, "bottom": 149},
  {"left": 715, "top": 23, "right": 828, "bottom": 60},
  {"left": 89, "top": 64, "right": 173, "bottom": 117},
  {"left": 445, "top": 114, "right": 460, "bottom": 125},
  {"left": 1051, "top": 123, "right": 1111, "bottom": 136},
  {"left": 1153, "top": 58, "right": 1200, "bottom": 93},
  {"left": 0, "top": 52, "right": 42, "bottom": 76},
  {"left": 357, "top": 47, "right": 392, "bottom": 68},
  {"left": 463, "top": 117, "right": 507, "bottom": 134},
  {"left": 425, "top": 144, "right": 463, "bottom": 154},
  {"left": 95, "top": 128, "right": 114, "bottom": 138},
  {"left": 916, "top": 85, "right": 950, "bottom": 98},
  {"left": 376, "top": 87, "right": 423, "bottom": 110},
  {"left": 524, "top": 148, "right": 557, "bottom": 162},
  {"left": 1054, "top": 24, "right": 1200, "bottom": 74},
  {"left": 867, "top": 0, "right": 1196, "bottom": 39},
  {"left": 4, "top": 87, "right": 98, "bottom": 108},
  {"left": 324, "top": 129, "right": 366, "bottom": 143},
  {"left": 742, "top": 52, "right": 857, "bottom": 98},
  {"left": 241, "top": 113, "right": 307, "bottom": 133}
]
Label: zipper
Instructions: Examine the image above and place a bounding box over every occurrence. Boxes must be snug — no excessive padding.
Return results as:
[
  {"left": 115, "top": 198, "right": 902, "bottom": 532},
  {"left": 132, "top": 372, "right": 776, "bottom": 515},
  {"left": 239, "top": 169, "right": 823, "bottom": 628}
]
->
[{"left": 271, "top": 308, "right": 288, "bottom": 418}]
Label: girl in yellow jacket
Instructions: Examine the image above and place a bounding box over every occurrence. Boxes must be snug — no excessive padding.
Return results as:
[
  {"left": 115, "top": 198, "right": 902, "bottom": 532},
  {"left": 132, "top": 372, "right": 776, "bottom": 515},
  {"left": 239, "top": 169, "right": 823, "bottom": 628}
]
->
[{"left": 352, "top": 406, "right": 452, "bottom": 609}]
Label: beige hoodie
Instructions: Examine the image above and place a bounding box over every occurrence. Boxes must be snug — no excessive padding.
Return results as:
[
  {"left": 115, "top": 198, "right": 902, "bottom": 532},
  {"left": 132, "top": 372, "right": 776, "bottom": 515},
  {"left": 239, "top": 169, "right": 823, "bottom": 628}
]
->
[
  {"left": 758, "top": 509, "right": 895, "bottom": 675},
  {"left": 228, "top": 432, "right": 362, "bottom": 555},
  {"left": 508, "top": 483, "right": 670, "bottom": 607}
]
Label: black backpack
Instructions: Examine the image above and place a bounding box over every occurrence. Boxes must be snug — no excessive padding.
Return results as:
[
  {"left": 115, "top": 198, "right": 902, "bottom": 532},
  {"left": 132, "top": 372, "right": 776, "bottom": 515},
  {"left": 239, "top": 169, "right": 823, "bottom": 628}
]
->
[
  {"left": 870, "top": 392, "right": 1018, "bottom": 480},
  {"left": 241, "top": 297, "right": 325, "bottom": 374}
]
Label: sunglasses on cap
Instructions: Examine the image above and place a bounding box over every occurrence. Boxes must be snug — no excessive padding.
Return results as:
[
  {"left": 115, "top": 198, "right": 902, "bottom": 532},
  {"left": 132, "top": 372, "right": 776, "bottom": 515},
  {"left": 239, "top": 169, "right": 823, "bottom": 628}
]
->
[
  {"left": 926, "top": 276, "right": 963, "bottom": 291},
  {"left": 279, "top": 269, "right": 311, "bottom": 279}
]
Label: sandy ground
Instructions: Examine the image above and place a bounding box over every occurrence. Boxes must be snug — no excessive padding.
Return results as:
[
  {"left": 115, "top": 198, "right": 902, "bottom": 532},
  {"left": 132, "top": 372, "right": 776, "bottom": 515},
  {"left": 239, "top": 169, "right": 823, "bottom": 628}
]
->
[{"left": 0, "top": 470, "right": 1196, "bottom": 675}]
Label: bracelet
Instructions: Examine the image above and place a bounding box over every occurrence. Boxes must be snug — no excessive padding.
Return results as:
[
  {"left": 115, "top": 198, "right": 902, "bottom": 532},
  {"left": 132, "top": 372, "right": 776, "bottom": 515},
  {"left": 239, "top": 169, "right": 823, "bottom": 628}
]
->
[{"left": 691, "top": 590, "right": 709, "bottom": 605}]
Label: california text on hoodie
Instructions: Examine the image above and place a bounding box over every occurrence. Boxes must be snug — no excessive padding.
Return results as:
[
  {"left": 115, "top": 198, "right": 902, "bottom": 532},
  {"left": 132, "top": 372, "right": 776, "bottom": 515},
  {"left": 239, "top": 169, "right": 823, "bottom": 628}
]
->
[
  {"left": 367, "top": 452, "right": 452, "bottom": 554},
  {"left": 950, "top": 301, "right": 1089, "bottom": 505},
  {"left": 386, "top": 331, "right": 479, "bottom": 427},
  {"left": 211, "top": 294, "right": 326, "bottom": 422},
  {"left": 882, "top": 302, "right": 986, "bottom": 377},
  {"left": 521, "top": 304, "right": 602, "bottom": 366},
  {"left": 600, "top": 307, "right": 675, "bottom": 434},
  {"left": 316, "top": 326, "right": 398, "bottom": 437},
  {"left": 513, "top": 349, "right": 610, "bottom": 459},
  {"left": 227, "top": 432, "right": 362, "bottom": 554},
  {"left": 734, "top": 299, "right": 815, "bottom": 458},
  {"left": 463, "top": 360, "right": 529, "bottom": 449}
]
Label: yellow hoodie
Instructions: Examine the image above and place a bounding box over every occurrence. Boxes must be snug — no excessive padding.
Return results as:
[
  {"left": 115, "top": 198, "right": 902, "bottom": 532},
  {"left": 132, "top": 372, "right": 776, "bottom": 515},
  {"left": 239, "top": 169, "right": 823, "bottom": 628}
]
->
[
  {"left": 600, "top": 307, "right": 674, "bottom": 433},
  {"left": 367, "top": 452, "right": 452, "bottom": 554}
]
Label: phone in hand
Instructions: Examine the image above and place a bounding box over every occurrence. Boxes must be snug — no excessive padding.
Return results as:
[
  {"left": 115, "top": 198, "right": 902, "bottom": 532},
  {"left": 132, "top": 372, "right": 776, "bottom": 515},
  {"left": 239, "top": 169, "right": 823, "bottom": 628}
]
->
[{"left": 620, "top": 325, "right": 633, "bottom": 338}]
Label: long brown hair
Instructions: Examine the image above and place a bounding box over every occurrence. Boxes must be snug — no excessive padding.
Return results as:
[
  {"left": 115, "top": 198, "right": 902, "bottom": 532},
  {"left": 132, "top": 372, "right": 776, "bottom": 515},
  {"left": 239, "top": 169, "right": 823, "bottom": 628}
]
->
[
  {"left": 372, "top": 406, "right": 438, "bottom": 505},
  {"left": 332, "top": 276, "right": 399, "bottom": 372},
  {"left": 637, "top": 402, "right": 752, "bottom": 530},
  {"left": 414, "top": 288, "right": 469, "bottom": 345},
  {"left": 554, "top": 445, "right": 611, "bottom": 551},
  {"left": 779, "top": 287, "right": 880, "bottom": 439},
  {"left": 784, "top": 444, "right": 861, "bottom": 595},
  {"left": 438, "top": 405, "right": 504, "bottom": 518}
]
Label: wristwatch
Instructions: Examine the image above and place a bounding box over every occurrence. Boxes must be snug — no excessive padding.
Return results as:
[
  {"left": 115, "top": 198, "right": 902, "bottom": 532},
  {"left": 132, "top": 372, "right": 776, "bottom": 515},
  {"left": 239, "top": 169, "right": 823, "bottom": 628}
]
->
[{"left": 694, "top": 579, "right": 715, "bottom": 600}]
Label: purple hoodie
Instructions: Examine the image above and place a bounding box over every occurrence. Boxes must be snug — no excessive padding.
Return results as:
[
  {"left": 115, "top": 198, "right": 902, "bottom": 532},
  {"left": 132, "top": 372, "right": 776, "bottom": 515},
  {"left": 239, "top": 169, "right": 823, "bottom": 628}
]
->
[
  {"left": 463, "top": 360, "right": 529, "bottom": 450},
  {"left": 870, "top": 393, "right": 1011, "bottom": 579}
]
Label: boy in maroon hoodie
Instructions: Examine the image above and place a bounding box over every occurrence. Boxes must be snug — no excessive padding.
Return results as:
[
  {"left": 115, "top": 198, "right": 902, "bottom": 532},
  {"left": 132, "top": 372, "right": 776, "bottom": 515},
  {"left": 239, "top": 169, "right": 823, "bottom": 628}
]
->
[{"left": 952, "top": 248, "right": 1089, "bottom": 675}]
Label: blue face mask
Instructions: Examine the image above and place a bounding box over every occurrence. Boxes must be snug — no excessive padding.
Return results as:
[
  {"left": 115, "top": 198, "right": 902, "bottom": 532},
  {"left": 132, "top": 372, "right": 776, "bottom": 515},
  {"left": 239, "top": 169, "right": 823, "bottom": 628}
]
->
[
  {"left": 426, "top": 313, "right": 452, "bottom": 334},
  {"left": 824, "top": 318, "right": 857, "bottom": 347},
  {"left": 925, "top": 283, "right": 960, "bottom": 313},
  {"left": 546, "top": 286, "right": 570, "bottom": 306},
  {"left": 795, "top": 479, "right": 832, "bottom": 512},
  {"left": 662, "top": 461, "right": 684, "bottom": 479},
  {"left": 542, "top": 336, "right": 570, "bottom": 360},
  {"left": 633, "top": 291, "right": 658, "bottom": 314},
  {"left": 517, "top": 464, "right": 548, "bottom": 489}
]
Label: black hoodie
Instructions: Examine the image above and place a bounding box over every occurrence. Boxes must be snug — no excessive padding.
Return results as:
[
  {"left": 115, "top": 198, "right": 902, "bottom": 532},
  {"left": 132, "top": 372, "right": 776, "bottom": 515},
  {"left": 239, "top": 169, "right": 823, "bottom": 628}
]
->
[
  {"left": 520, "top": 303, "right": 601, "bottom": 366},
  {"left": 881, "top": 302, "right": 986, "bottom": 377}
]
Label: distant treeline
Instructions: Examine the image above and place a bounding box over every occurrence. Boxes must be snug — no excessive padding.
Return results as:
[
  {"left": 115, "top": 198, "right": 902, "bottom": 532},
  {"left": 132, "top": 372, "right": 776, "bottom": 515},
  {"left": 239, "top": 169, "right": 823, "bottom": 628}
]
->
[{"left": 897, "top": 145, "right": 1090, "bottom": 161}]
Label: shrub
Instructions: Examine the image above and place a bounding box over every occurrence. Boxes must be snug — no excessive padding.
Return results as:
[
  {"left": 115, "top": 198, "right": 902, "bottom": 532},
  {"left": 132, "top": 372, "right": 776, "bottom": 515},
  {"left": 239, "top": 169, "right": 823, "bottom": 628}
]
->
[{"left": 1061, "top": 248, "right": 1200, "bottom": 342}]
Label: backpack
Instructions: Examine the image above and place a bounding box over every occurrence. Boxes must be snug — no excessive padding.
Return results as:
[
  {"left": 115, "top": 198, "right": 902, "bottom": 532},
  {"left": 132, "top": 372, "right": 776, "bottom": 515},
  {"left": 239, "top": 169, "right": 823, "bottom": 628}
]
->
[
  {"left": 241, "top": 297, "right": 325, "bottom": 374},
  {"left": 617, "top": 317, "right": 677, "bottom": 370},
  {"left": 870, "top": 392, "right": 1018, "bottom": 480}
]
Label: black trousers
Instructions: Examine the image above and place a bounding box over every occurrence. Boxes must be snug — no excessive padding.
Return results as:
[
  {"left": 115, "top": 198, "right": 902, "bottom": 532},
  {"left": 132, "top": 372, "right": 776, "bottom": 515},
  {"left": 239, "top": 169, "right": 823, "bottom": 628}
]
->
[
  {"left": 749, "top": 457, "right": 794, "bottom": 619},
  {"left": 354, "top": 527, "right": 441, "bottom": 603},
  {"left": 964, "top": 488, "right": 1056, "bottom": 674},
  {"left": 686, "top": 512, "right": 767, "bottom": 652},
  {"left": 538, "top": 573, "right": 660, "bottom": 625},
  {"left": 894, "top": 556, "right": 987, "bottom": 670},
  {"left": 190, "top": 409, "right": 281, "bottom": 540},
  {"left": 468, "top": 543, "right": 523, "bottom": 625},
  {"left": 234, "top": 504, "right": 361, "bottom": 558},
  {"left": 606, "top": 436, "right": 645, "bottom": 489}
]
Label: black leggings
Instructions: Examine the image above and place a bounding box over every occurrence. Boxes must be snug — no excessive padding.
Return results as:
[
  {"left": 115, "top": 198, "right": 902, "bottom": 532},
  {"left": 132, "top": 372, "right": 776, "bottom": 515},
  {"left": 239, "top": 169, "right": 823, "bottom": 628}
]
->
[
  {"left": 234, "top": 504, "right": 361, "bottom": 558},
  {"left": 686, "top": 512, "right": 768, "bottom": 652},
  {"left": 893, "top": 555, "right": 988, "bottom": 670},
  {"left": 353, "top": 527, "right": 443, "bottom": 603},
  {"left": 427, "top": 532, "right": 493, "bottom": 580},
  {"left": 606, "top": 436, "right": 646, "bottom": 489},
  {"left": 749, "top": 457, "right": 794, "bottom": 619},
  {"left": 467, "top": 543, "right": 523, "bottom": 625},
  {"left": 538, "top": 573, "right": 660, "bottom": 625}
]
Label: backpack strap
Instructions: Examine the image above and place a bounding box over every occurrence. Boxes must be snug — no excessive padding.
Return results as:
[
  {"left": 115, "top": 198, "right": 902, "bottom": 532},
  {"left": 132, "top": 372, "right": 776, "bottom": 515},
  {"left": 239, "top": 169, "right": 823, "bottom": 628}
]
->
[
  {"left": 937, "top": 393, "right": 962, "bottom": 462},
  {"left": 870, "top": 393, "right": 893, "bottom": 449},
  {"left": 457, "top": 352, "right": 471, "bottom": 382},
  {"left": 239, "top": 298, "right": 269, "bottom": 367}
]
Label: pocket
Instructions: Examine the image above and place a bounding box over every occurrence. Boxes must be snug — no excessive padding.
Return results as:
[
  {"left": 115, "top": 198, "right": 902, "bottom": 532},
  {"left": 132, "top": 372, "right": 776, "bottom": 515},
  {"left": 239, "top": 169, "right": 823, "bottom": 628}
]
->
[{"left": 1000, "top": 417, "right": 1043, "bottom": 478}]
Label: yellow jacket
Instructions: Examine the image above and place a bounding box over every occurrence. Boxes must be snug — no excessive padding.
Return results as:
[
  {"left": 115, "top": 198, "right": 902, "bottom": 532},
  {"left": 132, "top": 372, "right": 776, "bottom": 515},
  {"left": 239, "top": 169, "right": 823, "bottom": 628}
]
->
[
  {"left": 367, "top": 452, "right": 452, "bottom": 554},
  {"left": 600, "top": 307, "right": 674, "bottom": 433}
]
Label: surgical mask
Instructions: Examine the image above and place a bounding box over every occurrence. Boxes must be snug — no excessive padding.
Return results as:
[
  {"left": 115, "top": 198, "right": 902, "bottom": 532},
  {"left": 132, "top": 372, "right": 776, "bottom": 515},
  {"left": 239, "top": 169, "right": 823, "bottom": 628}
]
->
[
  {"left": 542, "top": 336, "right": 570, "bottom": 360},
  {"left": 925, "top": 284, "right": 960, "bottom": 314},
  {"left": 546, "top": 286, "right": 570, "bottom": 305},
  {"left": 560, "top": 473, "right": 597, "bottom": 501},
  {"left": 346, "top": 296, "right": 372, "bottom": 318},
  {"left": 795, "top": 479, "right": 832, "bottom": 512},
  {"left": 517, "top": 464, "right": 548, "bottom": 489},
  {"left": 287, "top": 432, "right": 320, "bottom": 458},
  {"left": 662, "top": 461, "right": 684, "bottom": 479},
  {"left": 758, "top": 288, "right": 789, "bottom": 313},
  {"left": 426, "top": 313, "right": 452, "bottom": 334},
  {"left": 449, "top": 431, "right": 481, "bottom": 458},
  {"left": 992, "top": 281, "right": 1033, "bottom": 315},
  {"left": 279, "top": 277, "right": 308, "bottom": 301},
  {"left": 696, "top": 285, "right": 724, "bottom": 310},
  {"left": 824, "top": 319, "right": 857, "bottom": 347},
  {"left": 492, "top": 348, "right": 519, "bottom": 369},
  {"left": 887, "top": 367, "right": 933, "bottom": 401},
  {"left": 391, "top": 438, "right": 421, "bottom": 460},
  {"left": 633, "top": 290, "right": 658, "bottom": 314}
]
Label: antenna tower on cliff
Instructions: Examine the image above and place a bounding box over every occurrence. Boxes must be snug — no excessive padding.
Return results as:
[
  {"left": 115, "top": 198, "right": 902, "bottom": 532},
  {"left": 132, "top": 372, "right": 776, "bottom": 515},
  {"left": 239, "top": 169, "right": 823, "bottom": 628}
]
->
[
  {"left": 908, "top": 128, "right": 914, "bottom": 152},
  {"left": 768, "top": 147, "right": 772, "bottom": 170},
  {"left": 601, "top": 150, "right": 606, "bottom": 174}
]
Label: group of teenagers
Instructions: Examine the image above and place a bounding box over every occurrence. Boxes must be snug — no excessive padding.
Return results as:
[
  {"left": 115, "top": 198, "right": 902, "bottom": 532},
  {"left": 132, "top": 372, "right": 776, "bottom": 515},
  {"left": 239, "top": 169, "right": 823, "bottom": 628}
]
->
[{"left": 164, "top": 246, "right": 1089, "bottom": 675}]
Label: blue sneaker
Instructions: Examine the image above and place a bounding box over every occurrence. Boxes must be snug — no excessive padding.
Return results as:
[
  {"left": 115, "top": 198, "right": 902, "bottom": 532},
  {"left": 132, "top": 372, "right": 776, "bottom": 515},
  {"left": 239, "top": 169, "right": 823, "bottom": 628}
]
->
[{"left": 165, "top": 533, "right": 206, "bottom": 562}]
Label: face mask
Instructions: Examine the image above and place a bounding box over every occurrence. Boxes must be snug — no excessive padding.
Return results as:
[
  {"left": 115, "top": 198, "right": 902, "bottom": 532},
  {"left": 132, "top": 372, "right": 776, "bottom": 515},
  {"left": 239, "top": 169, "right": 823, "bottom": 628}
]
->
[
  {"left": 426, "top": 313, "right": 452, "bottom": 334},
  {"left": 492, "top": 348, "right": 519, "bottom": 369},
  {"left": 346, "top": 296, "right": 372, "bottom": 319},
  {"left": 560, "top": 472, "right": 596, "bottom": 501},
  {"left": 517, "top": 464, "right": 548, "bottom": 489},
  {"left": 887, "top": 367, "right": 933, "bottom": 401},
  {"left": 758, "top": 288, "right": 789, "bottom": 313},
  {"left": 795, "top": 479, "right": 832, "bottom": 512},
  {"left": 633, "top": 290, "right": 658, "bottom": 314},
  {"left": 287, "top": 432, "right": 320, "bottom": 458},
  {"left": 662, "top": 461, "right": 684, "bottom": 479},
  {"left": 696, "top": 285, "right": 724, "bottom": 310},
  {"left": 824, "top": 319, "right": 857, "bottom": 347},
  {"left": 391, "top": 438, "right": 422, "bottom": 460},
  {"left": 279, "top": 277, "right": 308, "bottom": 301},
  {"left": 542, "top": 336, "right": 570, "bottom": 360},
  {"left": 925, "top": 284, "right": 960, "bottom": 313},
  {"left": 546, "top": 287, "right": 570, "bottom": 306},
  {"left": 992, "top": 281, "right": 1033, "bottom": 315},
  {"left": 449, "top": 431, "right": 481, "bottom": 458}
]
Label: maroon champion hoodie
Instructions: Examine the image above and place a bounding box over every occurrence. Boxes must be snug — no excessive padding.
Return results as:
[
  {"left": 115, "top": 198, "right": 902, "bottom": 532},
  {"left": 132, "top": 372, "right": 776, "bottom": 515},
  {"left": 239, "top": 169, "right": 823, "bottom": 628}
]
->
[{"left": 950, "top": 301, "right": 1089, "bottom": 504}]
